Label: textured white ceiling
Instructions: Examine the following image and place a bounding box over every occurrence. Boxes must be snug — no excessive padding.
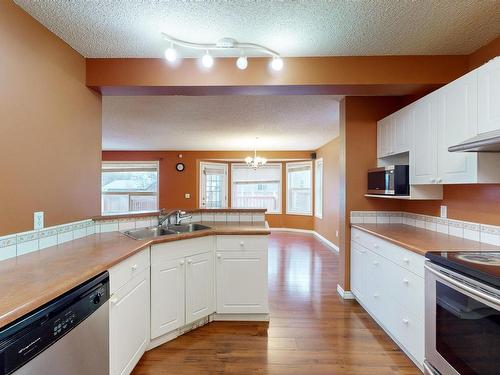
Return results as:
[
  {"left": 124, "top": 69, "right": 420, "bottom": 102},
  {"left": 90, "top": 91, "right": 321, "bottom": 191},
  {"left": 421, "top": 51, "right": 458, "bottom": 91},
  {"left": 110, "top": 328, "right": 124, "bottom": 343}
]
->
[
  {"left": 102, "top": 95, "right": 340, "bottom": 151},
  {"left": 15, "top": 0, "right": 500, "bottom": 57}
]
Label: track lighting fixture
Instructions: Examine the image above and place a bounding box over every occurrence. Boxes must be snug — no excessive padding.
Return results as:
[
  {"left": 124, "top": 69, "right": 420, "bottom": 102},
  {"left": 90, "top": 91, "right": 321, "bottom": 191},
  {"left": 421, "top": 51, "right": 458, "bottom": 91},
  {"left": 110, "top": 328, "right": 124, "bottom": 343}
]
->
[{"left": 161, "top": 33, "right": 283, "bottom": 71}]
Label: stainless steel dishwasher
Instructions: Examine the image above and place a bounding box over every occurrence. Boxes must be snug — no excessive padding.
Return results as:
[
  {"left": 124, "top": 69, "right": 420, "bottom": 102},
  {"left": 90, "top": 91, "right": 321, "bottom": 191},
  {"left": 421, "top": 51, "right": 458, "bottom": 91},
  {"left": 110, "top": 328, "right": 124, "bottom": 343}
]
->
[{"left": 0, "top": 272, "right": 110, "bottom": 375}]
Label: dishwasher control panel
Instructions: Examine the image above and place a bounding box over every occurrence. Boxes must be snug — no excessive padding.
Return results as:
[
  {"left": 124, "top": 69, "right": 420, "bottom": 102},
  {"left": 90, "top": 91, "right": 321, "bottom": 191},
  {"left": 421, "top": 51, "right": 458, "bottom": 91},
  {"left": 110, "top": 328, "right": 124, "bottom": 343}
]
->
[{"left": 0, "top": 272, "right": 109, "bottom": 375}]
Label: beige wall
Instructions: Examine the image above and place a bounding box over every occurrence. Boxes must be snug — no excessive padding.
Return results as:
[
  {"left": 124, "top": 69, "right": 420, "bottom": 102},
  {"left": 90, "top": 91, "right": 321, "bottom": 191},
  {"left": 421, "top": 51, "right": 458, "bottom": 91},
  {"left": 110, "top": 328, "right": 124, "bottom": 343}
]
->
[
  {"left": 314, "top": 138, "right": 340, "bottom": 246},
  {"left": 0, "top": 2, "right": 102, "bottom": 236}
]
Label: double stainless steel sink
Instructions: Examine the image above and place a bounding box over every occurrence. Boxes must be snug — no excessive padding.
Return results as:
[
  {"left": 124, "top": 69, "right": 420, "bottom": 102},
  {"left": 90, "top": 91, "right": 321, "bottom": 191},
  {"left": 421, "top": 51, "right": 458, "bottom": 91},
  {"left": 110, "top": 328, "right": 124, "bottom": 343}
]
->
[{"left": 123, "top": 223, "right": 211, "bottom": 240}]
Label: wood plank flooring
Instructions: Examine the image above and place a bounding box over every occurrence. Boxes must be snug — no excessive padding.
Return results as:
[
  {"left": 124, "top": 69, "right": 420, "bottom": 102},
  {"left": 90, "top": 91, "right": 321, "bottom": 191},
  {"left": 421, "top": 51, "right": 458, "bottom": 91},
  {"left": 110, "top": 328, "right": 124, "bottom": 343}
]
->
[{"left": 132, "top": 232, "right": 421, "bottom": 375}]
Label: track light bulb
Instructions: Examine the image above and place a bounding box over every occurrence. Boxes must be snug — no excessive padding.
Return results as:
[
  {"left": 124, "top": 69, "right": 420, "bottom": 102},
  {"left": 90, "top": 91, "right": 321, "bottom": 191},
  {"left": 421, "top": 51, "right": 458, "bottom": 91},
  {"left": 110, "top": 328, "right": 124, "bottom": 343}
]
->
[
  {"left": 236, "top": 56, "right": 248, "bottom": 70},
  {"left": 164, "top": 45, "right": 177, "bottom": 62},
  {"left": 270, "top": 57, "right": 283, "bottom": 71},
  {"left": 201, "top": 52, "right": 214, "bottom": 68}
]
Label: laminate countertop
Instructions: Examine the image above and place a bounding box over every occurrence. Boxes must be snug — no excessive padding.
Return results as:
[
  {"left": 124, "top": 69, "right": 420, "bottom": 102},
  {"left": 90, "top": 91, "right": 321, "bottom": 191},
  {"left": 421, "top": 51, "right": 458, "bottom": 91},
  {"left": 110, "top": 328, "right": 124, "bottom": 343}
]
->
[
  {"left": 0, "top": 222, "right": 270, "bottom": 329},
  {"left": 351, "top": 224, "right": 500, "bottom": 256}
]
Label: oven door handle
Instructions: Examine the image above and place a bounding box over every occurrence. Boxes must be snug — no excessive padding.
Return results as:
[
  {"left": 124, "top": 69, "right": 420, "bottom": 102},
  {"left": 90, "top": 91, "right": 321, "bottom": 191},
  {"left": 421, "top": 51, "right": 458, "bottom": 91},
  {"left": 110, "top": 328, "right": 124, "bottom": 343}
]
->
[{"left": 425, "top": 264, "right": 500, "bottom": 308}]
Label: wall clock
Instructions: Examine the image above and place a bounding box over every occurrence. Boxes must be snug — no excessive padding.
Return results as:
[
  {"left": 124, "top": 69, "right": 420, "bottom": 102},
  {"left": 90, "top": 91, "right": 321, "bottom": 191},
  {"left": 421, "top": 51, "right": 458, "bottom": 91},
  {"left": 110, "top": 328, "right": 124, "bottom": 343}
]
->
[{"left": 176, "top": 162, "right": 185, "bottom": 172}]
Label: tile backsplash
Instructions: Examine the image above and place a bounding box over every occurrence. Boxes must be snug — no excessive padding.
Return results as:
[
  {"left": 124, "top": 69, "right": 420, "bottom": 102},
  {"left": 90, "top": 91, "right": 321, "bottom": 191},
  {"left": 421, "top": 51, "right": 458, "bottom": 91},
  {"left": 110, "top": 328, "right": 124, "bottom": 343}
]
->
[
  {"left": 0, "top": 210, "right": 265, "bottom": 262},
  {"left": 350, "top": 211, "right": 500, "bottom": 246}
]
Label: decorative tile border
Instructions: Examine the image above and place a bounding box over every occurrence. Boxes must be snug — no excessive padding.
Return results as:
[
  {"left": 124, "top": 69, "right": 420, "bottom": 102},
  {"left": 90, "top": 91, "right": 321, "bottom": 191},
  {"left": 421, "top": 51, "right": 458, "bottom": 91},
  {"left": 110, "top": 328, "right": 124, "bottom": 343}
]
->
[
  {"left": 0, "top": 210, "right": 267, "bottom": 263},
  {"left": 350, "top": 211, "right": 500, "bottom": 246}
]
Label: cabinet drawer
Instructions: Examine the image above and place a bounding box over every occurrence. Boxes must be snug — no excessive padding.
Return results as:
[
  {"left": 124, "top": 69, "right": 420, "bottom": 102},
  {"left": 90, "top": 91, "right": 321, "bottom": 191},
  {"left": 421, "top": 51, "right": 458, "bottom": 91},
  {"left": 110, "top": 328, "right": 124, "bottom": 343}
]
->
[
  {"left": 216, "top": 235, "right": 268, "bottom": 251},
  {"left": 152, "top": 236, "right": 213, "bottom": 264},
  {"left": 109, "top": 248, "right": 150, "bottom": 294},
  {"left": 394, "top": 304, "right": 424, "bottom": 365}
]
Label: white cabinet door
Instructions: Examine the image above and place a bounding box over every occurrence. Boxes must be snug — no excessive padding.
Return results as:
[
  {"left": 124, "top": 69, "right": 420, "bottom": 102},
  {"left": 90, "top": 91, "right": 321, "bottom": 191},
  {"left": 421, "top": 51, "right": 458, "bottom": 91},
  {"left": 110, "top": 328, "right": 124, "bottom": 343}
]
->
[
  {"left": 478, "top": 57, "right": 500, "bottom": 134},
  {"left": 393, "top": 108, "right": 412, "bottom": 155},
  {"left": 350, "top": 243, "right": 367, "bottom": 300},
  {"left": 151, "top": 258, "right": 185, "bottom": 338},
  {"left": 185, "top": 252, "right": 215, "bottom": 324},
  {"left": 110, "top": 269, "right": 149, "bottom": 375},
  {"left": 377, "top": 116, "right": 393, "bottom": 158},
  {"left": 216, "top": 251, "right": 268, "bottom": 314},
  {"left": 411, "top": 95, "right": 439, "bottom": 184},
  {"left": 437, "top": 71, "right": 478, "bottom": 183}
]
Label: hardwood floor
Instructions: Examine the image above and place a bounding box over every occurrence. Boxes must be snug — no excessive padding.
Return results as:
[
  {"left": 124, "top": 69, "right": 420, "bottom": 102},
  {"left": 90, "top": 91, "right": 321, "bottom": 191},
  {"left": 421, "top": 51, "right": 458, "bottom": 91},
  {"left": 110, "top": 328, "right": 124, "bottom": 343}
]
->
[{"left": 132, "top": 232, "right": 421, "bottom": 375}]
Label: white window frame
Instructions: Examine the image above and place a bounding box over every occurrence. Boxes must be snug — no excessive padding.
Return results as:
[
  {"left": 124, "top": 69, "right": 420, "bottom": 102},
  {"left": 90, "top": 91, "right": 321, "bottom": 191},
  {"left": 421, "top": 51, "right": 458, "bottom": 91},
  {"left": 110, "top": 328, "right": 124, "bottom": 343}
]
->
[
  {"left": 314, "top": 158, "right": 324, "bottom": 219},
  {"left": 199, "top": 162, "right": 228, "bottom": 209},
  {"left": 231, "top": 163, "right": 282, "bottom": 214},
  {"left": 101, "top": 161, "right": 159, "bottom": 215},
  {"left": 286, "top": 161, "right": 313, "bottom": 216}
]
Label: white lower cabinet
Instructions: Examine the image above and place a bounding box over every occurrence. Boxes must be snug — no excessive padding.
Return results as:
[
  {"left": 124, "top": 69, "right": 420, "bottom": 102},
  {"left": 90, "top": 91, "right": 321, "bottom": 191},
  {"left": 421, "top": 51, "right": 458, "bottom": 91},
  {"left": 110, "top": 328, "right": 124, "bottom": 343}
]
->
[
  {"left": 350, "top": 229, "right": 424, "bottom": 368},
  {"left": 109, "top": 268, "right": 150, "bottom": 375},
  {"left": 150, "top": 257, "right": 186, "bottom": 338},
  {"left": 216, "top": 250, "right": 268, "bottom": 314},
  {"left": 186, "top": 251, "right": 215, "bottom": 324}
]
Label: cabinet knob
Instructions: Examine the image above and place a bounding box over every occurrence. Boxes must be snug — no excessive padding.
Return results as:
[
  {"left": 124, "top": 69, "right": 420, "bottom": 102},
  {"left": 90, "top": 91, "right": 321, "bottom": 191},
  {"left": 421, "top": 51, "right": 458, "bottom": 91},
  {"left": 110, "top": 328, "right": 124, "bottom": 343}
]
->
[
  {"left": 430, "top": 178, "right": 436, "bottom": 183},
  {"left": 180, "top": 260, "right": 185, "bottom": 265},
  {"left": 110, "top": 297, "right": 118, "bottom": 305},
  {"left": 373, "top": 244, "right": 379, "bottom": 249},
  {"left": 187, "top": 259, "right": 192, "bottom": 264},
  {"left": 373, "top": 293, "right": 379, "bottom": 298},
  {"left": 437, "top": 178, "right": 442, "bottom": 183},
  {"left": 239, "top": 241, "right": 244, "bottom": 246},
  {"left": 403, "top": 278, "right": 409, "bottom": 284},
  {"left": 402, "top": 318, "right": 409, "bottom": 325},
  {"left": 403, "top": 258, "right": 409, "bottom": 263},
  {"left": 131, "top": 264, "right": 138, "bottom": 271},
  {"left": 373, "top": 260, "right": 379, "bottom": 266}
]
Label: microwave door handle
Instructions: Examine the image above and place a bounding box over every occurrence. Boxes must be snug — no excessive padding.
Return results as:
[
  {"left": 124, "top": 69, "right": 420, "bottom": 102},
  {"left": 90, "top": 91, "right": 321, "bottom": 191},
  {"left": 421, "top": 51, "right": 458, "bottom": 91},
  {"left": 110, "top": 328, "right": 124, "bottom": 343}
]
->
[{"left": 425, "top": 264, "right": 500, "bottom": 309}]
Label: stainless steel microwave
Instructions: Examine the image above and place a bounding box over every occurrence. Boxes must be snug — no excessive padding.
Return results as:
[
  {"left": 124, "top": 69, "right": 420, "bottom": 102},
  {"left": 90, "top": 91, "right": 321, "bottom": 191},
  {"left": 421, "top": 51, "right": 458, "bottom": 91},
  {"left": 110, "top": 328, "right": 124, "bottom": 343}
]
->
[{"left": 367, "top": 165, "right": 409, "bottom": 196}]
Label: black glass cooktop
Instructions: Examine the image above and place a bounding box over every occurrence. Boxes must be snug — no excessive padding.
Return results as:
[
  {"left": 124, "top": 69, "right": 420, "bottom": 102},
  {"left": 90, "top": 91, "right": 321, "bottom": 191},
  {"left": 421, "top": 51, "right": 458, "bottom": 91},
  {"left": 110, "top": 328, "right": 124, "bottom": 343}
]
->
[{"left": 426, "top": 251, "right": 500, "bottom": 288}]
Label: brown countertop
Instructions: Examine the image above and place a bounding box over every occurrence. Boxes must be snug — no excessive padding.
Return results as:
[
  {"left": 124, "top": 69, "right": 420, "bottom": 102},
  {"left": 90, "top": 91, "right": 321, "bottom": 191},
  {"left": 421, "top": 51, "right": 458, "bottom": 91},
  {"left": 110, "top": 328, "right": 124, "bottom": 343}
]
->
[
  {"left": 351, "top": 224, "right": 500, "bottom": 256},
  {"left": 0, "top": 222, "right": 270, "bottom": 329}
]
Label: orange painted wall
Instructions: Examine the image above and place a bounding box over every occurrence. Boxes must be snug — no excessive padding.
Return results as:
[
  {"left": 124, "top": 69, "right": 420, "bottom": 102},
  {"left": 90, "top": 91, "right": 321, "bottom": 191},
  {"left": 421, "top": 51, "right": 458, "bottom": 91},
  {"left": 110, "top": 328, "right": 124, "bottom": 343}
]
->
[
  {"left": 313, "top": 138, "right": 340, "bottom": 246},
  {"left": 0, "top": 2, "right": 101, "bottom": 236},
  {"left": 102, "top": 150, "right": 315, "bottom": 229}
]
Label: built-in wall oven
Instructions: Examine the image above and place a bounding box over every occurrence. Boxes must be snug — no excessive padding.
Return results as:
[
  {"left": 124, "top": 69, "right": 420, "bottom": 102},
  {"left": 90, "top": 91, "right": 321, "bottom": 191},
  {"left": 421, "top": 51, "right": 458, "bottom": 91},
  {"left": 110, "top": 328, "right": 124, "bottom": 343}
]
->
[
  {"left": 367, "top": 165, "right": 409, "bottom": 196},
  {"left": 424, "top": 252, "right": 500, "bottom": 375}
]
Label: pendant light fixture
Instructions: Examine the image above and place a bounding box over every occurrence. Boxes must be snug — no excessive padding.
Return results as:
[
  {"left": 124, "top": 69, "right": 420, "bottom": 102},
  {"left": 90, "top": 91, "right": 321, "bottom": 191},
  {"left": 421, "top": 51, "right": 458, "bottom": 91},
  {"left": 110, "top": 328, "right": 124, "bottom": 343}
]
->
[
  {"left": 245, "top": 137, "right": 267, "bottom": 169},
  {"left": 161, "top": 33, "right": 283, "bottom": 71}
]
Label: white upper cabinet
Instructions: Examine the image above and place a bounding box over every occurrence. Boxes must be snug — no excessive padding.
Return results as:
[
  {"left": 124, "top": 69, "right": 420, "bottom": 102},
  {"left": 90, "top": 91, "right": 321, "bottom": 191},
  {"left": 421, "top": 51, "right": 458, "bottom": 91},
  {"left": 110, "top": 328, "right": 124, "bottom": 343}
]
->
[
  {"left": 436, "top": 70, "right": 478, "bottom": 184},
  {"left": 478, "top": 57, "right": 500, "bottom": 134},
  {"left": 381, "top": 59, "right": 500, "bottom": 186},
  {"left": 377, "top": 110, "right": 411, "bottom": 158},
  {"left": 411, "top": 94, "right": 438, "bottom": 185}
]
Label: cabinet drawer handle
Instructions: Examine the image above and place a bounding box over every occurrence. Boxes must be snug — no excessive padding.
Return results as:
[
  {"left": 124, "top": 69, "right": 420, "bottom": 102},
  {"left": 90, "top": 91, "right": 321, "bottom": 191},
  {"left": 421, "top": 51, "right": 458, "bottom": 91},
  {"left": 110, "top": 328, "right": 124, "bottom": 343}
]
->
[
  {"left": 403, "top": 278, "right": 409, "bottom": 284},
  {"left": 180, "top": 260, "right": 185, "bottom": 265},
  {"left": 402, "top": 318, "right": 409, "bottom": 325},
  {"left": 110, "top": 297, "right": 118, "bottom": 305},
  {"left": 187, "top": 259, "right": 192, "bottom": 264},
  {"left": 216, "top": 253, "right": 222, "bottom": 259},
  {"left": 131, "top": 264, "right": 138, "bottom": 271}
]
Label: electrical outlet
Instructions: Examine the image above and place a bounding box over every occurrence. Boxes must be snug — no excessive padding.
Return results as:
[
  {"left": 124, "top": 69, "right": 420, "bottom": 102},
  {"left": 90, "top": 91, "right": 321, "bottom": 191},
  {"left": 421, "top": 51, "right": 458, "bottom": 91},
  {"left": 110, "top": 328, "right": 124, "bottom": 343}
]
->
[
  {"left": 34, "top": 211, "right": 44, "bottom": 230},
  {"left": 440, "top": 205, "right": 447, "bottom": 219},
  {"left": 185, "top": 193, "right": 191, "bottom": 199}
]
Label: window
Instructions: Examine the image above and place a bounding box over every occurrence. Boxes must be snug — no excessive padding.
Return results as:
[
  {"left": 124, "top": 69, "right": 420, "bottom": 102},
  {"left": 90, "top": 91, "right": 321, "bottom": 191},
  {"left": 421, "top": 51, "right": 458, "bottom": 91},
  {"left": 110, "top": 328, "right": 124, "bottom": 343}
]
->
[
  {"left": 101, "top": 162, "right": 159, "bottom": 215},
  {"left": 231, "top": 163, "right": 282, "bottom": 214},
  {"left": 286, "top": 161, "right": 312, "bottom": 215},
  {"left": 315, "top": 158, "right": 324, "bottom": 218},
  {"left": 200, "top": 162, "right": 228, "bottom": 208}
]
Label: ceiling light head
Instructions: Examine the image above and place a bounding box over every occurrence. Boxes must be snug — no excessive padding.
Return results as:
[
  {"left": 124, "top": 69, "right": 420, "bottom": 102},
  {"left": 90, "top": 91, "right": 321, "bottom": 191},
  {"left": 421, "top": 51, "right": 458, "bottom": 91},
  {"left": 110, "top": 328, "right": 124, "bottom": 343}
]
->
[
  {"left": 201, "top": 52, "right": 214, "bottom": 68},
  {"left": 236, "top": 56, "right": 248, "bottom": 70},
  {"left": 164, "top": 46, "right": 177, "bottom": 62},
  {"left": 270, "top": 57, "right": 284, "bottom": 71}
]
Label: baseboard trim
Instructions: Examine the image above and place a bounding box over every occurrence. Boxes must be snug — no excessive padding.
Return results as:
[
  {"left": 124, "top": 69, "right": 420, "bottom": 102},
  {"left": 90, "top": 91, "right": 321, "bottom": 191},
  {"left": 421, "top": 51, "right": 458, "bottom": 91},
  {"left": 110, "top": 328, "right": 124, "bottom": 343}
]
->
[
  {"left": 213, "top": 313, "right": 270, "bottom": 322},
  {"left": 270, "top": 227, "right": 339, "bottom": 253},
  {"left": 337, "top": 284, "right": 355, "bottom": 300}
]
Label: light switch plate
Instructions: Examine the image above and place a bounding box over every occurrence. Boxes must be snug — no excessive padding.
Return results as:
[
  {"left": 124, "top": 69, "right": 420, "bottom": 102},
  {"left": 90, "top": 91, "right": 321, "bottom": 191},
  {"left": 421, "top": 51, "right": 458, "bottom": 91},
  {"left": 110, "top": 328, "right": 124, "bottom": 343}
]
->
[
  {"left": 185, "top": 193, "right": 191, "bottom": 199},
  {"left": 34, "top": 211, "right": 44, "bottom": 230},
  {"left": 440, "top": 205, "right": 447, "bottom": 219},
  {"left": 336, "top": 230, "right": 339, "bottom": 238}
]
